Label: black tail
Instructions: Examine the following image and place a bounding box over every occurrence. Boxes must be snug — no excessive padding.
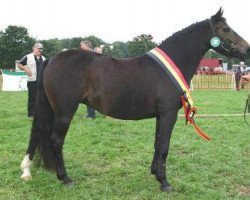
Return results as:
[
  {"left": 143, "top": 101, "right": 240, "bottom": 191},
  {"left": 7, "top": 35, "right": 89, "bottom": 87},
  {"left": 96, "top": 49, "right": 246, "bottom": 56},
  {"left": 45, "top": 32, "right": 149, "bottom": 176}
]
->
[{"left": 29, "top": 59, "right": 55, "bottom": 170}]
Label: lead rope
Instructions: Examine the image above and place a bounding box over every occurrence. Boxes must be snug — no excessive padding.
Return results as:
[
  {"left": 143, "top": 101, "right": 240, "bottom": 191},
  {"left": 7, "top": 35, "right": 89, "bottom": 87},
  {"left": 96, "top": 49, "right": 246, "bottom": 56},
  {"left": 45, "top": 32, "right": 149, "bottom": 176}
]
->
[
  {"left": 244, "top": 94, "right": 250, "bottom": 125},
  {"left": 181, "top": 95, "right": 211, "bottom": 141}
]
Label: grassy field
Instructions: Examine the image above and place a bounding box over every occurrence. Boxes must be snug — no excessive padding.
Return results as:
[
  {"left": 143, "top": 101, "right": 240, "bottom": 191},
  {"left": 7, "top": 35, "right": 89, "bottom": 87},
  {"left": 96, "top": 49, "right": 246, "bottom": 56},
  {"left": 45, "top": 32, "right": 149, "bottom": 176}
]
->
[{"left": 0, "top": 90, "right": 249, "bottom": 200}]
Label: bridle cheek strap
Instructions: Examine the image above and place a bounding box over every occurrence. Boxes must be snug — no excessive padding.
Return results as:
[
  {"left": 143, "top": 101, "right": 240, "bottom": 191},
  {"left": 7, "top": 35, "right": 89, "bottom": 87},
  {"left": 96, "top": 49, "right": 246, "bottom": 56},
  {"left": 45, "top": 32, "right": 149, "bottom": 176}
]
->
[{"left": 209, "top": 18, "right": 234, "bottom": 52}]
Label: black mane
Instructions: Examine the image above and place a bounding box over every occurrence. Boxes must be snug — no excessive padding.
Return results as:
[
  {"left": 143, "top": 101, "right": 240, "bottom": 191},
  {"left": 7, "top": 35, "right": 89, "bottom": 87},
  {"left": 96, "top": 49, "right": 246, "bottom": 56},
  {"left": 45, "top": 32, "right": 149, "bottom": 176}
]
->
[{"left": 159, "top": 19, "right": 209, "bottom": 50}]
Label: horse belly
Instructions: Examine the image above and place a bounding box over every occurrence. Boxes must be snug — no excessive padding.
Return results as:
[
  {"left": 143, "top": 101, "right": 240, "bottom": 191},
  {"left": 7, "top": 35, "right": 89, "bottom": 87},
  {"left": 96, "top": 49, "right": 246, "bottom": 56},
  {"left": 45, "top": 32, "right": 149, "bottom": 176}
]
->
[{"left": 99, "top": 89, "right": 156, "bottom": 120}]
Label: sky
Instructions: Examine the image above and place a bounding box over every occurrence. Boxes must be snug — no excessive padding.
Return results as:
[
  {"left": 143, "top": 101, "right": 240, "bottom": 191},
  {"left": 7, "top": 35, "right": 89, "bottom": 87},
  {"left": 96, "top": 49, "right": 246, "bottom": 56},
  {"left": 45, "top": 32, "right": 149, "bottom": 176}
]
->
[{"left": 0, "top": 0, "right": 249, "bottom": 44}]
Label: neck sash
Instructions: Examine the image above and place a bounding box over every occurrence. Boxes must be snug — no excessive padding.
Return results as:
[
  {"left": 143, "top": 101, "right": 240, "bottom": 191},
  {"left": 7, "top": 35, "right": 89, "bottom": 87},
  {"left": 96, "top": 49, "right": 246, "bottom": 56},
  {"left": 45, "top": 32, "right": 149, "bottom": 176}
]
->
[{"left": 147, "top": 47, "right": 210, "bottom": 141}]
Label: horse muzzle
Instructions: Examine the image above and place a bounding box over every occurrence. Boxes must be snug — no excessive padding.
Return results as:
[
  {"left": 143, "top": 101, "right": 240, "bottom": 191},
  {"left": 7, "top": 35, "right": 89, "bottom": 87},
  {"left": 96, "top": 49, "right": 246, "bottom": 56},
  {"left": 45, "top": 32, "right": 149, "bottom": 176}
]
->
[{"left": 233, "top": 45, "right": 250, "bottom": 60}]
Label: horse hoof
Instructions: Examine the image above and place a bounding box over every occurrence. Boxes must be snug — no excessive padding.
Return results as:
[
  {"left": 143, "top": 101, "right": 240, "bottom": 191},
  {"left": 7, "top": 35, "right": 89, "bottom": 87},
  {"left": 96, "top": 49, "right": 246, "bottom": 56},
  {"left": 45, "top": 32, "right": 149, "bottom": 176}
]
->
[
  {"left": 64, "top": 181, "right": 75, "bottom": 187},
  {"left": 160, "top": 185, "right": 173, "bottom": 193},
  {"left": 21, "top": 175, "right": 32, "bottom": 181},
  {"left": 62, "top": 177, "right": 75, "bottom": 187}
]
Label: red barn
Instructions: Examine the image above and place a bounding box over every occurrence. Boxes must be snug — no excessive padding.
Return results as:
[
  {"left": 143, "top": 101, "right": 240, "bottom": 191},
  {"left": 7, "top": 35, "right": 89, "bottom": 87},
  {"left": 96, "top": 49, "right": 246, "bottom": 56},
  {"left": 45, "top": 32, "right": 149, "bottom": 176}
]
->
[{"left": 198, "top": 58, "right": 223, "bottom": 74}]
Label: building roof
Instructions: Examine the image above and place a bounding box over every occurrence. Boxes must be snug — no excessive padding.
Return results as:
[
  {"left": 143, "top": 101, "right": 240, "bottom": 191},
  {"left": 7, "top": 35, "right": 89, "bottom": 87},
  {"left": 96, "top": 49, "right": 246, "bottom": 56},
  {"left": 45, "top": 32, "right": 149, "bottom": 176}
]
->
[{"left": 199, "top": 58, "right": 222, "bottom": 68}]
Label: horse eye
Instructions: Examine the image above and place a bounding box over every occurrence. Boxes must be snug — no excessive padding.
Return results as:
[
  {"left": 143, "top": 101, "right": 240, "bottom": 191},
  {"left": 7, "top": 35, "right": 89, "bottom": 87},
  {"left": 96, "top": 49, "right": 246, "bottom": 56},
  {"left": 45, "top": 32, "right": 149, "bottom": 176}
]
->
[{"left": 223, "top": 27, "right": 230, "bottom": 32}]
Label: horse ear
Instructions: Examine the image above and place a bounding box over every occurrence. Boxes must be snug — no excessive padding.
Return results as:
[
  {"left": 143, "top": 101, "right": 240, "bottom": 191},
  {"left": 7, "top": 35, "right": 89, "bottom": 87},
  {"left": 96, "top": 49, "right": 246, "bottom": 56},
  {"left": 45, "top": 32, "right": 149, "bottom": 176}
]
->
[{"left": 212, "top": 7, "right": 224, "bottom": 21}]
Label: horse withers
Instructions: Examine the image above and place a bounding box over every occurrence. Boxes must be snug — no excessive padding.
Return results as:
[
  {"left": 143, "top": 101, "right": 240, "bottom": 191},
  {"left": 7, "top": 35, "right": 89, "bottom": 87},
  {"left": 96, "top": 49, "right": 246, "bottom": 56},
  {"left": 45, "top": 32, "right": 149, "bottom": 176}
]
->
[{"left": 21, "top": 8, "right": 250, "bottom": 192}]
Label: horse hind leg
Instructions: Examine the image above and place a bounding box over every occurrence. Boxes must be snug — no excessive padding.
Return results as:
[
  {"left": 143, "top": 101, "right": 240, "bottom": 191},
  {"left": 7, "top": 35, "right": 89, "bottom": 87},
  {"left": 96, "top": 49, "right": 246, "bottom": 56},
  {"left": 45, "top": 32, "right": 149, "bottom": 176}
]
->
[
  {"left": 20, "top": 128, "right": 39, "bottom": 180},
  {"left": 21, "top": 154, "right": 33, "bottom": 180},
  {"left": 51, "top": 112, "right": 77, "bottom": 186}
]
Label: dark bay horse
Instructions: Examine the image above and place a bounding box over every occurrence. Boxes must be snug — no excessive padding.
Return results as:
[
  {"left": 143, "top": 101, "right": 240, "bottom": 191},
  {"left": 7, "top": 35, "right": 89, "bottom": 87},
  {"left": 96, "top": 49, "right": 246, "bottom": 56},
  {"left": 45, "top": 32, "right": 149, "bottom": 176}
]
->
[{"left": 21, "top": 8, "right": 250, "bottom": 192}]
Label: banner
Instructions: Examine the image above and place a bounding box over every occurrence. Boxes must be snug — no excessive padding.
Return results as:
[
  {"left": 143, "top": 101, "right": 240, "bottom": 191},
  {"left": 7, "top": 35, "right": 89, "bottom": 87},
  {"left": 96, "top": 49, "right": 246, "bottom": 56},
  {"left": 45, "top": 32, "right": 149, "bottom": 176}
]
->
[{"left": 1, "top": 69, "right": 28, "bottom": 91}]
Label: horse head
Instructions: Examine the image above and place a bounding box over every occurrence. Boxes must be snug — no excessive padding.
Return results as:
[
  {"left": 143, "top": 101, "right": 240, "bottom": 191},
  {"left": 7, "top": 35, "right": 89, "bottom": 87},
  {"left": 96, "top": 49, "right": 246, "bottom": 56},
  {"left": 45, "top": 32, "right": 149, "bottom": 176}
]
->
[{"left": 210, "top": 8, "right": 250, "bottom": 60}]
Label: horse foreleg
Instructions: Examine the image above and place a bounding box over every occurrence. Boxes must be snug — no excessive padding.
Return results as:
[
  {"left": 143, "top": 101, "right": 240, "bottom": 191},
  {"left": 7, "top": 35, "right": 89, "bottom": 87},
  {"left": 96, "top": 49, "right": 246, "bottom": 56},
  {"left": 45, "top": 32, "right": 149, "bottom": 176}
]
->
[
  {"left": 51, "top": 116, "right": 74, "bottom": 186},
  {"left": 151, "top": 111, "right": 178, "bottom": 193},
  {"left": 151, "top": 117, "right": 160, "bottom": 175}
]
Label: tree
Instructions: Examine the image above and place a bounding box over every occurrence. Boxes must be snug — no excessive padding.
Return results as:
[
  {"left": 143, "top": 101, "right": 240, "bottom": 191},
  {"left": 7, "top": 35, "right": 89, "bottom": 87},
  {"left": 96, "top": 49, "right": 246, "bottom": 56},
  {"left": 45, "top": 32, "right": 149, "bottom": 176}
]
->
[
  {"left": 108, "top": 42, "right": 127, "bottom": 58},
  {"left": 67, "top": 37, "right": 83, "bottom": 49},
  {"left": 127, "top": 34, "right": 156, "bottom": 57},
  {"left": 40, "top": 38, "right": 63, "bottom": 58},
  {"left": 0, "top": 25, "right": 35, "bottom": 69},
  {"left": 61, "top": 38, "right": 72, "bottom": 49}
]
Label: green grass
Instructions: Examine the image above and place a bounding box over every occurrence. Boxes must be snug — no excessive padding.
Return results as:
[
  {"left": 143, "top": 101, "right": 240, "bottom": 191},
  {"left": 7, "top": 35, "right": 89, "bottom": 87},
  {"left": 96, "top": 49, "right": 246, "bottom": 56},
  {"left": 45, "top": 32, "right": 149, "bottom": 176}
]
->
[{"left": 0, "top": 90, "right": 249, "bottom": 199}]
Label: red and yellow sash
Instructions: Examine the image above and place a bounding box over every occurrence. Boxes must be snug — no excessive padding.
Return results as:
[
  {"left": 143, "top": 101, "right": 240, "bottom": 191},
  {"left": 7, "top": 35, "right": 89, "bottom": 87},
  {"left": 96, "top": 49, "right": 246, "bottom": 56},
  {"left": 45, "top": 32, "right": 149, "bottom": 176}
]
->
[{"left": 147, "top": 47, "right": 210, "bottom": 141}]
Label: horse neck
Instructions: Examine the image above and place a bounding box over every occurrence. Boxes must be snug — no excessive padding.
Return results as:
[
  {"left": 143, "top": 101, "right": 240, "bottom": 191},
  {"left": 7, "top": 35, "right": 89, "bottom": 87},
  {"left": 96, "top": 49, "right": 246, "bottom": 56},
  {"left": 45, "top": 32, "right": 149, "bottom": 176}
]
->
[{"left": 158, "top": 19, "right": 211, "bottom": 84}]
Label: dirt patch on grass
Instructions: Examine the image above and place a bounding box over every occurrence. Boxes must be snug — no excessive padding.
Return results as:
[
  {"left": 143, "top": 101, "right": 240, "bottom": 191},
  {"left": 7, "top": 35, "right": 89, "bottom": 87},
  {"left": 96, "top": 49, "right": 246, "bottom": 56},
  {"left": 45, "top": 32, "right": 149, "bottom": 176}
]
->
[{"left": 238, "top": 186, "right": 250, "bottom": 196}]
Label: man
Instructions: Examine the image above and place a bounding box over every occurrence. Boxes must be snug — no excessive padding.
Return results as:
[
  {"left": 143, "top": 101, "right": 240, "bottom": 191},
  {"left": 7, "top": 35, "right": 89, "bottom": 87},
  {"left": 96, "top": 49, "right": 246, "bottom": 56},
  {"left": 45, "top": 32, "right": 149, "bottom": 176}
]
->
[
  {"left": 80, "top": 40, "right": 93, "bottom": 51},
  {"left": 80, "top": 40, "right": 96, "bottom": 119},
  {"left": 234, "top": 61, "right": 245, "bottom": 91},
  {"left": 241, "top": 73, "right": 250, "bottom": 113},
  {"left": 17, "top": 43, "right": 46, "bottom": 119},
  {"left": 94, "top": 47, "right": 103, "bottom": 54}
]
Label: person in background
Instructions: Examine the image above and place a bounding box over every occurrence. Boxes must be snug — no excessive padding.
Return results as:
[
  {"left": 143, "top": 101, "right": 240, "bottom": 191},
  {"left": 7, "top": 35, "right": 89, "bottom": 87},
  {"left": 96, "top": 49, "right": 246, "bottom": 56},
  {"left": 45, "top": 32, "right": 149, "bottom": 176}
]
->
[
  {"left": 80, "top": 40, "right": 93, "bottom": 51},
  {"left": 17, "top": 43, "right": 46, "bottom": 119},
  {"left": 93, "top": 46, "right": 111, "bottom": 119},
  {"left": 80, "top": 40, "right": 96, "bottom": 119},
  {"left": 94, "top": 46, "right": 103, "bottom": 54},
  {"left": 234, "top": 61, "right": 244, "bottom": 91},
  {"left": 241, "top": 73, "right": 250, "bottom": 113},
  {"left": 240, "top": 62, "right": 248, "bottom": 89}
]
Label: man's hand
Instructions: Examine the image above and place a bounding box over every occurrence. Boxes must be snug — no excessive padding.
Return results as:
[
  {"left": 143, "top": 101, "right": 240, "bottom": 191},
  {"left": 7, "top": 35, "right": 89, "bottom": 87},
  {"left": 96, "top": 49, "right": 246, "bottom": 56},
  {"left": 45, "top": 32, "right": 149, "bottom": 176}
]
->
[{"left": 25, "top": 67, "right": 32, "bottom": 77}]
